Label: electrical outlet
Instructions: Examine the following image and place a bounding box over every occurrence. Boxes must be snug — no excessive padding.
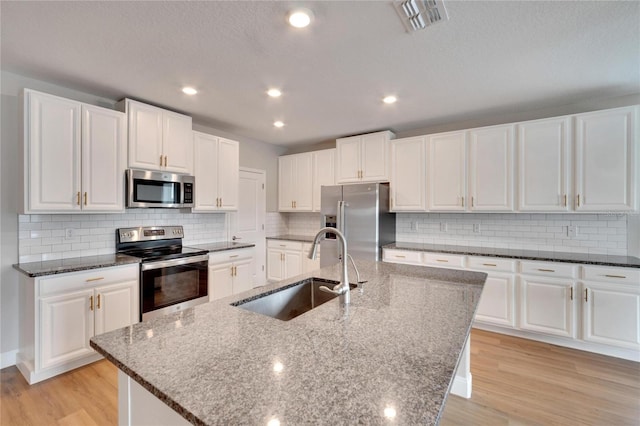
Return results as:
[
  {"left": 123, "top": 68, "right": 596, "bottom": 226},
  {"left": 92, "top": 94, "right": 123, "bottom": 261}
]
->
[
  {"left": 65, "top": 228, "right": 75, "bottom": 240},
  {"left": 440, "top": 222, "right": 448, "bottom": 232},
  {"left": 473, "top": 224, "right": 481, "bottom": 233},
  {"left": 567, "top": 225, "right": 577, "bottom": 238}
]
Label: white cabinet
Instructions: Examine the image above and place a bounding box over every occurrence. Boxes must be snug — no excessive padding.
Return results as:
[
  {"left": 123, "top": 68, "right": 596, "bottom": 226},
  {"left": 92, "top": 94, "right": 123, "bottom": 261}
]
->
[
  {"left": 581, "top": 266, "right": 640, "bottom": 350},
  {"left": 390, "top": 136, "right": 427, "bottom": 211},
  {"left": 120, "top": 99, "right": 193, "bottom": 174},
  {"left": 193, "top": 131, "right": 239, "bottom": 212},
  {"left": 278, "top": 153, "right": 313, "bottom": 211},
  {"left": 208, "top": 248, "right": 255, "bottom": 301},
  {"left": 574, "top": 106, "right": 637, "bottom": 211},
  {"left": 18, "top": 264, "right": 139, "bottom": 384},
  {"left": 312, "top": 149, "right": 335, "bottom": 212},
  {"left": 467, "top": 257, "right": 517, "bottom": 328},
  {"left": 22, "top": 89, "right": 126, "bottom": 213},
  {"left": 517, "top": 117, "right": 571, "bottom": 211},
  {"left": 427, "top": 131, "right": 467, "bottom": 211},
  {"left": 336, "top": 130, "right": 395, "bottom": 183},
  {"left": 468, "top": 124, "right": 514, "bottom": 211},
  {"left": 266, "top": 240, "right": 305, "bottom": 281}
]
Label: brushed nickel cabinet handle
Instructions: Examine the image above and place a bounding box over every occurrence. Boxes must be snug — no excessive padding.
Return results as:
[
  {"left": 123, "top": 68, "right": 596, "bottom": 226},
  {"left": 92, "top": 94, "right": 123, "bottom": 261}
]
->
[
  {"left": 394, "top": 255, "right": 406, "bottom": 258},
  {"left": 461, "top": 196, "right": 464, "bottom": 207},
  {"left": 230, "top": 255, "right": 239, "bottom": 258},
  {"left": 482, "top": 263, "right": 497, "bottom": 267},
  {"left": 471, "top": 196, "right": 475, "bottom": 208},
  {"left": 604, "top": 274, "right": 626, "bottom": 279},
  {"left": 577, "top": 194, "right": 581, "bottom": 207},
  {"left": 164, "top": 155, "right": 168, "bottom": 167},
  {"left": 563, "top": 194, "right": 567, "bottom": 207},
  {"left": 538, "top": 268, "right": 555, "bottom": 272}
]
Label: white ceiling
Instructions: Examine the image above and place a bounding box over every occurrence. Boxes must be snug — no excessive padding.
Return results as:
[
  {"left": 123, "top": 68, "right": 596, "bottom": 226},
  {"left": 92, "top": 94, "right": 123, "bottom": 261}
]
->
[{"left": 2, "top": 1, "right": 639, "bottom": 146}]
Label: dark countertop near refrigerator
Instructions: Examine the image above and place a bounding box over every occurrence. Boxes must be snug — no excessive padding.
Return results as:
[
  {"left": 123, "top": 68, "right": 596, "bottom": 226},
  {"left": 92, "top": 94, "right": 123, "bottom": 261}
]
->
[
  {"left": 189, "top": 241, "right": 255, "bottom": 252},
  {"left": 383, "top": 242, "right": 640, "bottom": 269},
  {"left": 266, "top": 234, "right": 314, "bottom": 242},
  {"left": 91, "top": 260, "right": 486, "bottom": 425},
  {"left": 13, "top": 253, "right": 141, "bottom": 277}
]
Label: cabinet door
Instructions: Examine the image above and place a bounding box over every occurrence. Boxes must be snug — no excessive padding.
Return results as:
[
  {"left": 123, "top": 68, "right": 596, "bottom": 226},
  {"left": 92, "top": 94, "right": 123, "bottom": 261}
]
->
[
  {"left": 474, "top": 273, "right": 516, "bottom": 327},
  {"left": 193, "top": 131, "right": 219, "bottom": 212},
  {"left": 520, "top": 277, "right": 576, "bottom": 338},
  {"left": 40, "top": 290, "right": 95, "bottom": 369},
  {"left": 283, "top": 250, "right": 303, "bottom": 279},
  {"left": 582, "top": 282, "right": 640, "bottom": 350},
  {"left": 26, "top": 90, "right": 81, "bottom": 212},
  {"left": 208, "top": 263, "right": 234, "bottom": 301},
  {"left": 390, "top": 137, "right": 426, "bottom": 211},
  {"left": 293, "top": 153, "right": 313, "bottom": 211},
  {"left": 162, "top": 111, "right": 193, "bottom": 174},
  {"left": 266, "top": 249, "right": 284, "bottom": 281},
  {"left": 217, "top": 138, "right": 239, "bottom": 211},
  {"left": 575, "top": 106, "right": 637, "bottom": 211},
  {"left": 428, "top": 131, "right": 467, "bottom": 211},
  {"left": 312, "top": 149, "right": 335, "bottom": 212},
  {"left": 518, "top": 117, "right": 571, "bottom": 211},
  {"left": 469, "top": 125, "right": 514, "bottom": 211},
  {"left": 336, "top": 136, "right": 361, "bottom": 183},
  {"left": 278, "top": 155, "right": 294, "bottom": 211},
  {"left": 127, "top": 100, "right": 163, "bottom": 171},
  {"left": 361, "top": 133, "right": 389, "bottom": 182},
  {"left": 94, "top": 281, "right": 138, "bottom": 335},
  {"left": 81, "top": 105, "right": 127, "bottom": 211},
  {"left": 232, "top": 259, "right": 254, "bottom": 295}
]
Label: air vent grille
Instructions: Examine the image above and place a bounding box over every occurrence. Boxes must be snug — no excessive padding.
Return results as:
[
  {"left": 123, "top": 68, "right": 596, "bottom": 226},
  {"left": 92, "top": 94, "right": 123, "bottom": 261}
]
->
[{"left": 395, "top": 0, "right": 449, "bottom": 33}]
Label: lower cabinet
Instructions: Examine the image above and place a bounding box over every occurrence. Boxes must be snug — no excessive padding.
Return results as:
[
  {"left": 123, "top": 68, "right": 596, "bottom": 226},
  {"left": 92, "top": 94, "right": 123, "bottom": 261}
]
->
[
  {"left": 18, "top": 264, "right": 139, "bottom": 384},
  {"left": 208, "top": 248, "right": 255, "bottom": 301},
  {"left": 382, "top": 248, "right": 640, "bottom": 361},
  {"left": 267, "top": 239, "right": 321, "bottom": 282}
]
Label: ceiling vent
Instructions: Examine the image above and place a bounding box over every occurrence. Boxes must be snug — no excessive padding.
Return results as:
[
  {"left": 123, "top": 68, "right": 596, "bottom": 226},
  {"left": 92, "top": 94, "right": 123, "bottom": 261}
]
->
[{"left": 394, "top": 0, "right": 449, "bottom": 32}]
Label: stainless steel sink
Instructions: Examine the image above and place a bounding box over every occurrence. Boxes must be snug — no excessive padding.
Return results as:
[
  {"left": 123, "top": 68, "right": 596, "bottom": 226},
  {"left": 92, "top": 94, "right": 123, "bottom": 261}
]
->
[{"left": 231, "top": 278, "right": 356, "bottom": 321}]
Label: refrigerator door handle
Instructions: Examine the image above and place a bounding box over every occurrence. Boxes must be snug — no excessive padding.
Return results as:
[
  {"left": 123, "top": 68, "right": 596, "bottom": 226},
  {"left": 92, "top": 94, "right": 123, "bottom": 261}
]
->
[{"left": 337, "top": 200, "right": 346, "bottom": 260}]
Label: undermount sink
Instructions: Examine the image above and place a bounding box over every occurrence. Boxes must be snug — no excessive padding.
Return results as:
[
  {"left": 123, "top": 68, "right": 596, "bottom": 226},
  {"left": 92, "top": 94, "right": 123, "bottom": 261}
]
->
[{"left": 231, "top": 278, "right": 356, "bottom": 321}]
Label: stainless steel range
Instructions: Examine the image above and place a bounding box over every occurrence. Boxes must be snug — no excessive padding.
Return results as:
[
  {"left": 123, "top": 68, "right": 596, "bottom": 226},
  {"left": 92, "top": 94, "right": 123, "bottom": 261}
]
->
[{"left": 116, "top": 226, "right": 209, "bottom": 321}]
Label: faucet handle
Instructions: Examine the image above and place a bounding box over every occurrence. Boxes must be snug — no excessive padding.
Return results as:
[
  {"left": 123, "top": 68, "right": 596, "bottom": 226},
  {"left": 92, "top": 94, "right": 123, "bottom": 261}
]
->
[{"left": 319, "top": 285, "right": 346, "bottom": 295}]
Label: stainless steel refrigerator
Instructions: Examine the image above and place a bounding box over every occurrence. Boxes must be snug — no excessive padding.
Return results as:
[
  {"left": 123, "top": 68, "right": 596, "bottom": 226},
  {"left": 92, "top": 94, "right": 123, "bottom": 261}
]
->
[{"left": 320, "top": 183, "right": 396, "bottom": 267}]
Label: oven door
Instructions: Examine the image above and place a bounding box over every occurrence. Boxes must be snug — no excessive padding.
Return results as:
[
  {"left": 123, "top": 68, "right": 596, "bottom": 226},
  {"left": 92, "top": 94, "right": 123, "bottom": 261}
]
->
[{"left": 140, "top": 255, "right": 209, "bottom": 321}]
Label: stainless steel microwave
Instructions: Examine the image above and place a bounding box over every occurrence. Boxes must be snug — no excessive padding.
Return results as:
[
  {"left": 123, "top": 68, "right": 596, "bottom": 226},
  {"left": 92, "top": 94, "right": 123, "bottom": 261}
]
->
[{"left": 126, "top": 169, "right": 195, "bottom": 208}]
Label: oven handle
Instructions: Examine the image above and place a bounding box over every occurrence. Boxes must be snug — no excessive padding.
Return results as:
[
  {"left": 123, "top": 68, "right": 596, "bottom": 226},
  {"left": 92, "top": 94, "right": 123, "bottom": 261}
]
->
[{"left": 140, "top": 254, "right": 209, "bottom": 271}]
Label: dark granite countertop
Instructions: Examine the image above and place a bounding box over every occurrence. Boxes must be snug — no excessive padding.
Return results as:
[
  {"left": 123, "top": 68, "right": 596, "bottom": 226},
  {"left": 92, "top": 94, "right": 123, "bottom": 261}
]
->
[
  {"left": 91, "top": 260, "right": 486, "bottom": 425},
  {"left": 266, "top": 234, "right": 314, "bottom": 243},
  {"left": 13, "top": 254, "right": 141, "bottom": 277},
  {"left": 189, "top": 241, "right": 255, "bottom": 252},
  {"left": 383, "top": 242, "right": 640, "bottom": 269}
]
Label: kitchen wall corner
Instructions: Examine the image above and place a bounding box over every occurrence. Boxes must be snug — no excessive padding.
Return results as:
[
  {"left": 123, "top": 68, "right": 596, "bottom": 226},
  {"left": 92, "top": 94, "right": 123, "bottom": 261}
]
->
[{"left": 628, "top": 213, "right": 640, "bottom": 257}]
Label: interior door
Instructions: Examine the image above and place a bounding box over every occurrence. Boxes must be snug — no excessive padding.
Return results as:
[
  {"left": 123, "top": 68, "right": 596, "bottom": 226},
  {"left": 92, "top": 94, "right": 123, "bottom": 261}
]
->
[{"left": 229, "top": 168, "right": 266, "bottom": 286}]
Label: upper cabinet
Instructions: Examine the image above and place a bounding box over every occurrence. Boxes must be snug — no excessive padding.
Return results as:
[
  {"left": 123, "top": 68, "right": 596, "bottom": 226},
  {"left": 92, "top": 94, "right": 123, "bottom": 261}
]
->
[
  {"left": 118, "top": 99, "right": 193, "bottom": 174},
  {"left": 574, "top": 106, "right": 637, "bottom": 212},
  {"left": 468, "top": 124, "right": 514, "bottom": 211},
  {"left": 192, "top": 131, "right": 239, "bottom": 212},
  {"left": 428, "top": 131, "right": 467, "bottom": 211},
  {"left": 279, "top": 153, "right": 313, "bottom": 212},
  {"left": 336, "top": 130, "right": 395, "bottom": 183},
  {"left": 312, "top": 149, "right": 335, "bottom": 212},
  {"left": 390, "top": 136, "right": 427, "bottom": 212},
  {"left": 518, "top": 116, "right": 571, "bottom": 211},
  {"left": 22, "top": 89, "right": 126, "bottom": 213}
]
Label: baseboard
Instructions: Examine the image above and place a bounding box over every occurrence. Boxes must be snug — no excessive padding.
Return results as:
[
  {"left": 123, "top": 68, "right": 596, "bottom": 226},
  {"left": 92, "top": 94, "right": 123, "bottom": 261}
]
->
[
  {"left": 450, "top": 373, "right": 472, "bottom": 399},
  {"left": 1, "top": 350, "right": 18, "bottom": 369}
]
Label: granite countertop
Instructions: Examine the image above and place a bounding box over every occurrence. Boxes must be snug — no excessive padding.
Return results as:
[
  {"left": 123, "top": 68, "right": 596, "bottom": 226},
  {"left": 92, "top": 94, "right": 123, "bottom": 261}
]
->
[
  {"left": 383, "top": 242, "right": 640, "bottom": 269},
  {"left": 266, "top": 234, "right": 315, "bottom": 243},
  {"left": 90, "top": 260, "right": 486, "bottom": 425},
  {"left": 189, "top": 241, "right": 255, "bottom": 252},
  {"left": 13, "top": 253, "right": 141, "bottom": 277}
]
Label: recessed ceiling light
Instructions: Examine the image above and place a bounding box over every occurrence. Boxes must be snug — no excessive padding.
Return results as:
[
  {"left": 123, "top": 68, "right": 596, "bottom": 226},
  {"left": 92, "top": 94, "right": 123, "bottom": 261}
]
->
[
  {"left": 267, "top": 88, "right": 282, "bottom": 98},
  {"left": 383, "top": 95, "right": 397, "bottom": 104},
  {"left": 182, "top": 87, "right": 198, "bottom": 95},
  {"left": 288, "top": 9, "right": 313, "bottom": 28},
  {"left": 274, "top": 121, "right": 285, "bottom": 128}
]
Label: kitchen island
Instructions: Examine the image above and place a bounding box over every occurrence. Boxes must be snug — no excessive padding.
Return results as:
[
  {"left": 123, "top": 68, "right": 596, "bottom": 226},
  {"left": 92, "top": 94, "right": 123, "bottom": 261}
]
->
[{"left": 90, "top": 260, "right": 486, "bottom": 425}]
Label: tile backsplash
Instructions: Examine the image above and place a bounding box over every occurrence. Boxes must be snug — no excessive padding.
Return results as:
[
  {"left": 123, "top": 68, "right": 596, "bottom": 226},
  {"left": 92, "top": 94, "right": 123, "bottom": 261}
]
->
[
  {"left": 287, "top": 212, "right": 322, "bottom": 237},
  {"left": 396, "top": 213, "right": 628, "bottom": 255},
  {"left": 18, "top": 210, "right": 227, "bottom": 263}
]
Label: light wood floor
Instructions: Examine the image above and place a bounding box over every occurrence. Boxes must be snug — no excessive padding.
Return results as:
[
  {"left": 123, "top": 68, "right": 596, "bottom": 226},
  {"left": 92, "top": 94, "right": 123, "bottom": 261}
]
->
[{"left": 1, "top": 330, "right": 639, "bottom": 425}]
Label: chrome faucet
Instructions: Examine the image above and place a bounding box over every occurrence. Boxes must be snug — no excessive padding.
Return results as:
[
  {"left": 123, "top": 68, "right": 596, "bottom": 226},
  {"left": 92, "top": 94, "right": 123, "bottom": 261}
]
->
[{"left": 309, "top": 227, "right": 351, "bottom": 305}]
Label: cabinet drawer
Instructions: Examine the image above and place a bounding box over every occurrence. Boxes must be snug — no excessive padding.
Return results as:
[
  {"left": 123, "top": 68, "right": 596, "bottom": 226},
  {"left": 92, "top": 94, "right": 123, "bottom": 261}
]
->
[
  {"left": 582, "top": 265, "right": 640, "bottom": 284},
  {"left": 520, "top": 261, "right": 576, "bottom": 278},
  {"left": 383, "top": 249, "right": 422, "bottom": 265},
  {"left": 267, "top": 240, "right": 304, "bottom": 251},
  {"left": 467, "top": 256, "right": 516, "bottom": 273},
  {"left": 423, "top": 253, "right": 465, "bottom": 268},
  {"left": 38, "top": 264, "right": 139, "bottom": 297},
  {"left": 208, "top": 248, "right": 254, "bottom": 265}
]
